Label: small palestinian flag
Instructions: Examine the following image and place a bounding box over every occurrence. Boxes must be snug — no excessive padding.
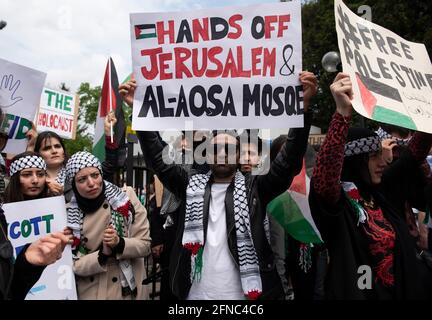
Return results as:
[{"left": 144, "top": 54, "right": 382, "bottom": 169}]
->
[
  {"left": 93, "top": 58, "right": 126, "bottom": 162},
  {"left": 134, "top": 24, "right": 156, "bottom": 40},
  {"left": 356, "top": 72, "right": 417, "bottom": 130}
]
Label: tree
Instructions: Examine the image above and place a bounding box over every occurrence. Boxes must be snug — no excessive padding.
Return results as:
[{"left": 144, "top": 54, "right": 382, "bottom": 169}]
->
[
  {"left": 57, "top": 82, "right": 95, "bottom": 155},
  {"left": 302, "top": 0, "right": 432, "bottom": 132}
]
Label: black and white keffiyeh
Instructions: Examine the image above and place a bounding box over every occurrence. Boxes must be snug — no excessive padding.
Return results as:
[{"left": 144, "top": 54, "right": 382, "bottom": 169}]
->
[
  {"left": 65, "top": 151, "right": 102, "bottom": 182},
  {"left": 9, "top": 155, "right": 46, "bottom": 176},
  {"left": 66, "top": 151, "right": 137, "bottom": 296},
  {"left": 376, "top": 127, "right": 411, "bottom": 146},
  {"left": 182, "top": 171, "right": 262, "bottom": 300},
  {"left": 55, "top": 167, "right": 67, "bottom": 185},
  {"left": 344, "top": 136, "right": 381, "bottom": 157}
]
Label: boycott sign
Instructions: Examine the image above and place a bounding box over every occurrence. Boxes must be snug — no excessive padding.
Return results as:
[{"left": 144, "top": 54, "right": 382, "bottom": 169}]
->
[
  {"left": 130, "top": 2, "right": 303, "bottom": 131},
  {"left": 37, "top": 88, "right": 79, "bottom": 139},
  {"left": 0, "top": 58, "right": 46, "bottom": 154},
  {"left": 3, "top": 196, "right": 77, "bottom": 300},
  {"left": 335, "top": 0, "right": 432, "bottom": 133}
]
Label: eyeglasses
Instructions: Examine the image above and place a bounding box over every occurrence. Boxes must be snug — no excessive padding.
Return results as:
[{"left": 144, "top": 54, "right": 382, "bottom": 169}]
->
[{"left": 75, "top": 171, "right": 101, "bottom": 184}]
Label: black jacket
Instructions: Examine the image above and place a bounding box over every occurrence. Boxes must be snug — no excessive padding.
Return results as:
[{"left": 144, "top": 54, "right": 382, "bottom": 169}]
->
[
  {"left": 0, "top": 209, "right": 45, "bottom": 300},
  {"left": 137, "top": 112, "right": 312, "bottom": 299}
]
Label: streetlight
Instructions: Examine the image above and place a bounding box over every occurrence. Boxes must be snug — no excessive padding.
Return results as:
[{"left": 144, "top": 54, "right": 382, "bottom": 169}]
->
[
  {"left": 0, "top": 20, "right": 7, "bottom": 30},
  {"left": 321, "top": 51, "right": 341, "bottom": 73}
]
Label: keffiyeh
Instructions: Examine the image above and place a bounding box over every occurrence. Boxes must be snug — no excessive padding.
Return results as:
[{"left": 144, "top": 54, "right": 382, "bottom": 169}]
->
[
  {"left": 9, "top": 155, "right": 46, "bottom": 176},
  {"left": 182, "top": 171, "right": 262, "bottom": 300},
  {"left": 66, "top": 151, "right": 137, "bottom": 297}
]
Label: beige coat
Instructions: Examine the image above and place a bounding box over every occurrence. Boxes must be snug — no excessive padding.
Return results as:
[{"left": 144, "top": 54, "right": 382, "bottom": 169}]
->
[{"left": 69, "top": 187, "right": 151, "bottom": 300}]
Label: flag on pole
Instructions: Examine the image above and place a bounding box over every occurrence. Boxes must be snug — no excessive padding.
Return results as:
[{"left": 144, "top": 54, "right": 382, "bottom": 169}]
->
[
  {"left": 93, "top": 58, "right": 126, "bottom": 161},
  {"left": 267, "top": 160, "right": 323, "bottom": 244}
]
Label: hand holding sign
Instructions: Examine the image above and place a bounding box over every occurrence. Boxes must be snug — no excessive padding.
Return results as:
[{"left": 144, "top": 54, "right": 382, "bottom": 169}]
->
[
  {"left": 330, "top": 73, "right": 353, "bottom": 117},
  {"left": 299, "top": 71, "right": 318, "bottom": 112},
  {"left": 24, "top": 232, "right": 69, "bottom": 266},
  {"left": 0, "top": 74, "right": 23, "bottom": 108},
  {"left": 119, "top": 79, "right": 137, "bottom": 108}
]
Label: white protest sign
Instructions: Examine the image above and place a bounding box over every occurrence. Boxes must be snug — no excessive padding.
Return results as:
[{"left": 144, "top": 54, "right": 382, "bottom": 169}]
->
[
  {"left": 0, "top": 58, "right": 46, "bottom": 153},
  {"left": 335, "top": 0, "right": 432, "bottom": 133},
  {"left": 37, "top": 88, "right": 79, "bottom": 140},
  {"left": 130, "top": 2, "right": 303, "bottom": 131},
  {"left": 3, "top": 196, "right": 77, "bottom": 300}
]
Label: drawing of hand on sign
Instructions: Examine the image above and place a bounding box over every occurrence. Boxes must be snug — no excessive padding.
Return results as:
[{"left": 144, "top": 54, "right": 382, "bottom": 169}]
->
[{"left": 0, "top": 74, "right": 23, "bottom": 108}]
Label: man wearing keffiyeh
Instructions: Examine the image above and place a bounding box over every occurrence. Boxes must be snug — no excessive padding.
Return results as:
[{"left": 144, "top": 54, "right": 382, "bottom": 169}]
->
[{"left": 120, "top": 71, "right": 318, "bottom": 300}]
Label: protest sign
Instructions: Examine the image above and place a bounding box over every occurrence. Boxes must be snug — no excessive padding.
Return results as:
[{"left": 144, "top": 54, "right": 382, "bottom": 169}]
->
[
  {"left": 130, "top": 2, "right": 303, "bottom": 131},
  {"left": 3, "top": 196, "right": 77, "bottom": 300},
  {"left": 335, "top": 0, "right": 432, "bottom": 133},
  {"left": 37, "top": 88, "right": 79, "bottom": 139},
  {"left": 0, "top": 58, "right": 46, "bottom": 153}
]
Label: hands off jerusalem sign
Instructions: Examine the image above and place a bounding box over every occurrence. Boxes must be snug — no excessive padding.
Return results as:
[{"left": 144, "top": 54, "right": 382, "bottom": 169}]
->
[
  {"left": 335, "top": 0, "right": 432, "bottom": 133},
  {"left": 130, "top": 2, "right": 303, "bottom": 131}
]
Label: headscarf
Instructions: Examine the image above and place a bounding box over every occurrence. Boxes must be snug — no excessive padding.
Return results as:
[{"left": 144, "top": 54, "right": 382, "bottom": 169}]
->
[
  {"left": 9, "top": 155, "right": 46, "bottom": 176},
  {"left": 66, "top": 151, "right": 138, "bottom": 297}
]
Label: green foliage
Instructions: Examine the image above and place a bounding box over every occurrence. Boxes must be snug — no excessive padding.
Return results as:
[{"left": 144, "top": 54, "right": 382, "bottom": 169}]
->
[
  {"left": 77, "top": 82, "right": 101, "bottom": 126},
  {"left": 302, "top": 0, "right": 432, "bottom": 132}
]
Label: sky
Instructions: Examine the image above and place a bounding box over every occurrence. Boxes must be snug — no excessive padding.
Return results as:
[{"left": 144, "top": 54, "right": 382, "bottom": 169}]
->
[{"left": 0, "top": 0, "right": 279, "bottom": 92}]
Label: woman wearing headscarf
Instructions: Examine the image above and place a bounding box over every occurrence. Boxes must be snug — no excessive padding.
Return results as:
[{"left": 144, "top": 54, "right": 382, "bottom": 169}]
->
[
  {"left": 28, "top": 112, "right": 120, "bottom": 202},
  {"left": 1, "top": 151, "right": 71, "bottom": 299},
  {"left": 65, "top": 151, "right": 151, "bottom": 300},
  {"left": 309, "top": 73, "right": 432, "bottom": 299}
]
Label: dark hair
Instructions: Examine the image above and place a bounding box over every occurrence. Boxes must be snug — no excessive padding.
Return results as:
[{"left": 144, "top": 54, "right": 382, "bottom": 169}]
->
[
  {"left": 379, "top": 123, "right": 411, "bottom": 139},
  {"left": 3, "top": 151, "right": 49, "bottom": 203},
  {"left": 34, "top": 131, "right": 68, "bottom": 165}
]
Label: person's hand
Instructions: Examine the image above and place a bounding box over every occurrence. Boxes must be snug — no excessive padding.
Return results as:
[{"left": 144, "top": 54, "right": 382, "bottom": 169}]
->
[
  {"left": 151, "top": 244, "right": 164, "bottom": 258},
  {"left": 118, "top": 79, "right": 137, "bottom": 108},
  {"left": 102, "top": 242, "right": 112, "bottom": 256},
  {"left": 103, "top": 225, "right": 119, "bottom": 249},
  {"left": 330, "top": 73, "right": 353, "bottom": 117},
  {"left": 381, "top": 138, "right": 397, "bottom": 164},
  {"left": 46, "top": 178, "right": 64, "bottom": 195},
  {"left": 299, "top": 71, "right": 318, "bottom": 112},
  {"left": 104, "top": 111, "right": 117, "bottom": 137},
  {"left": 25, "top": 123, "right": 38, "bottom": 152},
  {"left": 63, "top": 227, "right": 74, "bottom": 245},
  {"left": 25, "top": 232, "right": 70, "bottom": 266}
]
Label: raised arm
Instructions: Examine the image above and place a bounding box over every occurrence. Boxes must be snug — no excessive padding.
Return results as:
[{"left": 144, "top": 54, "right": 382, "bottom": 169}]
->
[
  {"left": 119, "top": 80, "right": 188, "bottom": 198},
  {"left": 258, "top": 71, "right": 317, "bottom": 204},
  {"left": 312, "top": 73, "right": 353, "bottom": 206}
]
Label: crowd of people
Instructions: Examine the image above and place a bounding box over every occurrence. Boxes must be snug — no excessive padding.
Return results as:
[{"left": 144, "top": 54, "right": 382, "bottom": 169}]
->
[{"left": 0, "top": 69, "right": 431, "bottom": 300}]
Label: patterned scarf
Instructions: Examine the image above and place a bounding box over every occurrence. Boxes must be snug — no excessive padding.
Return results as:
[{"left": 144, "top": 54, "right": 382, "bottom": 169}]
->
[
  {"left": 344, "top": 136, "right": 381, "bottom": 157},
  {"left": 9, "top": 155, "right": 46, "bottom": 176},
  {"left": 182, "top": 171, "right": 262, "bottom": 300},
  {"left": 55, "top": 167, "right": 67, "bottom": 185},
  {"left": 66, "top": 151, "right": 137, "bottom": 296},
  {"left": 376, "top": 127, "right": 411, "bottom": 146}
]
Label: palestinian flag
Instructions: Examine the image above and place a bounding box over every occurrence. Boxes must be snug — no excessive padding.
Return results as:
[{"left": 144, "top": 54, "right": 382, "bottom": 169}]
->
[
  {"left": 92, "top": 58, "right": 126, "bottom": 161},
  {"left": 267, "top": 161, "right": 323, "bottom": 244},
  {"left": 134, "top": 24, "right": 156, "bottom": 40},
  {"left": 356, "top": 72, "right": 417, "bottom": 131}
]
